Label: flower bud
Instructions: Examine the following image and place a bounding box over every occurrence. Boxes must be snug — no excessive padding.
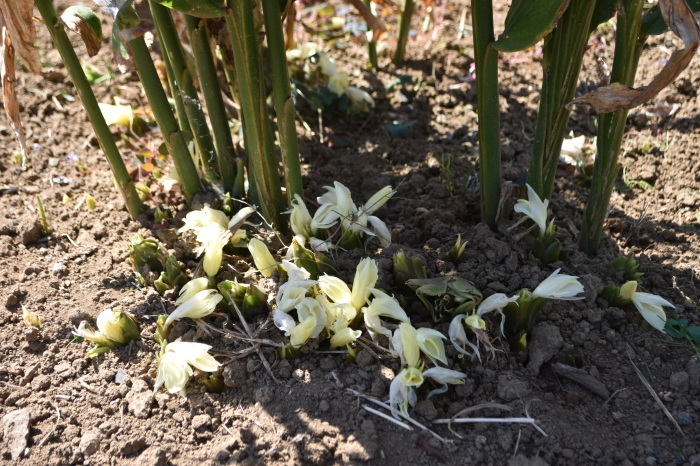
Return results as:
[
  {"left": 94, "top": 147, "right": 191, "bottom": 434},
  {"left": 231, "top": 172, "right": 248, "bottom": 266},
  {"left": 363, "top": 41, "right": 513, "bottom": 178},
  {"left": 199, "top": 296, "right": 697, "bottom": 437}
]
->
[{"left": 248, "top": 238, "right": 277, "bottom": 277}]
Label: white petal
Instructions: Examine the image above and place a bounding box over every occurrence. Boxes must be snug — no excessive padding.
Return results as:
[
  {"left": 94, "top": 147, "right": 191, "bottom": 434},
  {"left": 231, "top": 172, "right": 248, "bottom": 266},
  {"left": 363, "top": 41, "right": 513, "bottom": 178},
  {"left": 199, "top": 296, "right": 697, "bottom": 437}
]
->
[{"left": 273, "top": 309, "right": 296, "bottom": 336}]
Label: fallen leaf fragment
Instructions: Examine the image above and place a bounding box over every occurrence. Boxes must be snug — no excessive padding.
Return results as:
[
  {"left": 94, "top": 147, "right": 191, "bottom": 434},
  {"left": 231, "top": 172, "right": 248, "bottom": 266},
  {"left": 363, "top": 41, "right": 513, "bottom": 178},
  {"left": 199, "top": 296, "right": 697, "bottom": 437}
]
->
[{"left": 568, "top": 0, "right": 700, "bottom": 113}]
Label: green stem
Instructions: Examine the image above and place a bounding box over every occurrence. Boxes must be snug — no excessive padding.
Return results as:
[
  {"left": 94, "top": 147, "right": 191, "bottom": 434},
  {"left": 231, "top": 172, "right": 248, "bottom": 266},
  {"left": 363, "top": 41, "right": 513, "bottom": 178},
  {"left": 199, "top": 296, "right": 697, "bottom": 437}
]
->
[
  {"left": 528, "top": 0, "right": 597, "bottom": 200},
  {"left": 148, "top": 1, "right": 219, "bottom": 183},
  {"left": 129, "top": 37, "right": 201, "bottom": 201},
  {"left": 365, "top": 0, "right": 378, "bottom": 68},
  {"left": 471, "top": 0, "right": 501, "bottom": 229},
  {"left": 579, "top": 0, "right": 645, "bottom": 255},
  {"left": 393, "top": 0, "right": 415, "bottom": 65},
  {"left": 262, "top": 0, "right": 303, "bottom": 203},
  {"left": 34, "top": 0, "right": 145, "bottom": 219},
  {"left": 225, "top": 1, "right": 286, "bottom": 230},
  {"left": 185, "top": 15, "right": 239, "bottom": 194}
]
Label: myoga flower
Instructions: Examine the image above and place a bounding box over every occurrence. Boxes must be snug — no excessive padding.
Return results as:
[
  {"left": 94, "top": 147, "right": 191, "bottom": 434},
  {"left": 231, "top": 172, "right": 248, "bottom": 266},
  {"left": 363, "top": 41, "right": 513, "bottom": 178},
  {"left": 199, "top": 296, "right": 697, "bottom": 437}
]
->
[
  {"left": 347, "top": 86, "right": 375, "bottom": 112},
  {"left": 318, "top": 275, "right": 352, "bottom": 305},
  {"left": 351, "top": 258, "right": 378, "bottom": 310},
  {"left": 280, "top": 259, "right": 311, "bottom": 284},
  {"left": 475, "top": 293, "right": 517, "bottom": 335},
  {"left": 73, "top": 309, "right": 140, "bottom": 357},
  {"left": 389, "top": 367, "right": 424, "bottom": 419},
  {"left": 422, "top": 367, "right": 467, "bottom": 399},
  {"left": 248, "top": 238, "right": 277, "bottom": 277},
  {"left": 364, "top": 288, "right": 409, "bottom": 337},
  {"left": 512, "top": 184, "right": 549, "bottom": 233},
  {"left": 175, "top": 277, "right": 210, "bottom": 305},
  {"left": 288, "top": 194, "right": 314, "bottom": 239},
  {"left": 619, "top": 281, "right": 675, "bottom": 332},
  {"left": 532, "top": 269, "right": 584, "bottom": 301},
  {"left": 165, "top": 289, "right": 223, "bottom": 328},
  {"left": 328, "top": 72, "right": 349, "bottom": 96},
  {"left": 393, "top": 322, "right": 447, "bottom": 367},
  {"left": 154, "top": 342, "right": 219, "bottom": 395},
  {"left": 329, "top": 326, "right": 362, "bottom": 349}
]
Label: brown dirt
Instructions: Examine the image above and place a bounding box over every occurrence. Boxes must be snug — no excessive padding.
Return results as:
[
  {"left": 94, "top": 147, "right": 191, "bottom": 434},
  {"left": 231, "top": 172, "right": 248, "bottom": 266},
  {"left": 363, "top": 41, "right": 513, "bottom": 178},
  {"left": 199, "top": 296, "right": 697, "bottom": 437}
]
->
[{"left": 1, "top": 1, "right": 699, "bottom": 465}]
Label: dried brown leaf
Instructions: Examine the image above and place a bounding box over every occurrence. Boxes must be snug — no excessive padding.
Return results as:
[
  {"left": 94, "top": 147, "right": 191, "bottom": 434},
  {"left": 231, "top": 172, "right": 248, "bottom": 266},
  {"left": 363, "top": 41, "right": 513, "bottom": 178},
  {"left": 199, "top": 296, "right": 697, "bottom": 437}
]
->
[
  {"left": 568, "top": 0, "right": 699, "bottom": 113},
  {"left": 1, "top": 14, "right": 27, "bottom": 161},
  {"left": 61, "top": 8, "right": 102, "bottom": 57},
  {"left": 0, "top": 0, "right": 40, "bottom": 74}
]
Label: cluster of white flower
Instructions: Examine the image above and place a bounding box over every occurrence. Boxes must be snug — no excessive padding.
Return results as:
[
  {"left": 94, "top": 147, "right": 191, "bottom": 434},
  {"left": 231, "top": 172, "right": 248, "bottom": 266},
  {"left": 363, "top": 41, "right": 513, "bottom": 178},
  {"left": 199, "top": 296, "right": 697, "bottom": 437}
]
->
[
  {"left": 178, "top": 205, "right": 255, "bottom": 276},
  {"left": 288, "top": 182, "right": 396, "bottom": 251},
  {"left": 286, "top": 42, "right": 375, "bottom": 112}
]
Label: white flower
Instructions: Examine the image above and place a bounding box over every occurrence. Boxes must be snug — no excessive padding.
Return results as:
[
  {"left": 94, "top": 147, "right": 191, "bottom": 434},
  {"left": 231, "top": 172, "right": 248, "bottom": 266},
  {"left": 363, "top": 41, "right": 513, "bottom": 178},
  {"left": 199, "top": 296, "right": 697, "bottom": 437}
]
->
[
  {"left": 416, "top": 328, "right": 447, "bottom": 366},
  {"left": 347, "top": 86, "right": 375, "bottom": 112},
  {"left": 630, "top": 291, "right": 674, "bottom": 332},
  {"left": 95, "top": 309, "right": 129, "bottom": 344},
  {"left": 360, "top": 186, "right": 395, "bottom": 215},
  {"left": 154, "top": 351, "right": 192, "bottom": 395},
  {"left": 476, "top": 292, "right": 517, "bottom": 334},
  {"left": 329, "top": 327, "right": 362, "bottom": 349},
  {"left": 328, "top": 72, "right": 349, "bottom": 96},
  {"left": 273, "top": 309, "right": 296, "bottom": 336},
  {"left": 392, "top": 323, "right": 420, "bottom": 368},
  {"left": 286, "top": 42, "right": 319, "bottom": 61},
  {"left": 319, "top": 275, "right": 352, "bottom": 305},
  {"left": 366, "top": 216, "right": 392, "bottom": 247},
  {"left": 154, "top": 342, "right": 219, "bottom": 395},
  {"left": 351, "top": 258, "right": 378, "bottom": 310},
  {"left": 532, "top": 269, "right": 584, "bottom": 301},
  {"left": 422, "top": 367, "right": 466, "bottom": 385},
  {"left": 166, "top": 342, "right": 220, "bottom": 372},
  {"left": 512, "top": 184, "right": 549, "bottom": 233},
  {"left": 422, "top": 367, "right": 467, "bottom": 399},
  {"left": 317, "top": 53, "right": 338, "bottom": 77},
  {"left": 202, "top": 234, "right": 223, "bottom": 276},
  {"left": 364, "top": 288, "right": 409, "bottom": 337},
  {"left": 288, "top": 194, "right": 314, "bottom": 239},
  {"left": 290, "top": 313, "right": 318, "bottom": 347},
  {"left": 389, "top": 367, "right": 423, "bottom": 419},
  {"left": 280, "top": 259, "right": 312, "bottom": 284},
  {"left": 175, "top": 278, "right": 210, "bottom": 305},
  {"left": 449, "top": 314, "right": 481, "bottom": 360},
  {"left": 165, "top": 289, "right": 223, "bottom": 328},
  {"left": 248, "top": 238, "right": 277, "bottom": 277},
  {"left": 276, "top": 285, "right": 312, "bottom": 312}
]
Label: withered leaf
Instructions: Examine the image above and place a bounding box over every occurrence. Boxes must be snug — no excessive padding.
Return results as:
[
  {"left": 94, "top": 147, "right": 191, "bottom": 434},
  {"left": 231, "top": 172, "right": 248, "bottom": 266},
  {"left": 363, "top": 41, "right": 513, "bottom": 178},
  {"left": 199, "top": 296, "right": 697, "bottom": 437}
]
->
[
  {"left": 61, "top": 6, "right": 103, "bottom": 57},
  {"left": 0, "top": 0, "right": 40, "bottom": 74},
  {"left": 0, "top": 14, "right": 27, "bottom": 162},
  {"left": 568, "top": 0, "right": 700, "bottom": 113}
]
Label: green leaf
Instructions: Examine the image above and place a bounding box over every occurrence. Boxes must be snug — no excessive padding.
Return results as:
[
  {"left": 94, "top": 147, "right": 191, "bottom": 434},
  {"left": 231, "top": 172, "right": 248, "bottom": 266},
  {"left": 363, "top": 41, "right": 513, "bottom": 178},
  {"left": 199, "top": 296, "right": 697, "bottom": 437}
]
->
[
  {"left": 61, "top": 6, "right": 103, "bottom": 57},
  {"left": 686, "top": 326, "right": 700, "bottom": 344},
  {"left": 493, "top": 0, "right": 571, "bottom": 52},
  {"left": 384, "top": 120, "right": 417, "bottom": 138},
  {"left": 641, "top": 1, "right": 700, "bottom": 36},
  {"left": 151, "top": 0, "right": 226, "bottom": 18}
]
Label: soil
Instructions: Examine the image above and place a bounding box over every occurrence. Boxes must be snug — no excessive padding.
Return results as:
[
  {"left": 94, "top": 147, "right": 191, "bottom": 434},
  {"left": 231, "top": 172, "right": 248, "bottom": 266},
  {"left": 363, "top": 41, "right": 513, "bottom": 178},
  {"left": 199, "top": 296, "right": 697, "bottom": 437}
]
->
[{"left": 1, "top": 1, "right": 699, "bottom": 465}]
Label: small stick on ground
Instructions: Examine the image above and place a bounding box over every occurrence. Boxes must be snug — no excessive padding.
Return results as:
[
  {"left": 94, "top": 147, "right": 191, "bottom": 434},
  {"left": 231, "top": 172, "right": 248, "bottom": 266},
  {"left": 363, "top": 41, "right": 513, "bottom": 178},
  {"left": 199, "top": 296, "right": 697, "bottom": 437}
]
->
[
  {"left": 38, "top": 403, "right": 61, "bottom": 447},
  {"left": 627, "top": 348, "right": 685, "bottom": 437}
]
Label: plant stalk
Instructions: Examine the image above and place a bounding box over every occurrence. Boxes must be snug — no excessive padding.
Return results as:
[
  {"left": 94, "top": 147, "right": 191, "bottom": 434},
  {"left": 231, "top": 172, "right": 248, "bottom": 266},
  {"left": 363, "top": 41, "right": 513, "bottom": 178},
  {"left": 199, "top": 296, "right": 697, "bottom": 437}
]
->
[
  {"left": 34, "top": 0, "right": 145, "bottom": 219},
  {"left": 262, "top": 0, "right": 303, "bottom": 203},
  {"left": 148, "top": 1, "right": 219, "bottom": 183},
  {"left": 471, "top": 0, "right": 501, "bottom": 229},
  {"left": 528, "top": 0, "right": 597, "bottom": 200},
  {"left": 225, "top": 0, "right": 286, "bottom": 230},
  {"left": 185, "top": 15, "right": 239, "bottom": 194},
  {"left": 393, "top": 0, "right": 415, "bottom": 65},
  {"left": 129, "top": 37, "right": 201, "bottom": 201},
  {"left": 365, "top": 0, "right": 378, "bottom": 68},
  {"left": 579, "top": 0, "right": 646, "bottom": 255}
]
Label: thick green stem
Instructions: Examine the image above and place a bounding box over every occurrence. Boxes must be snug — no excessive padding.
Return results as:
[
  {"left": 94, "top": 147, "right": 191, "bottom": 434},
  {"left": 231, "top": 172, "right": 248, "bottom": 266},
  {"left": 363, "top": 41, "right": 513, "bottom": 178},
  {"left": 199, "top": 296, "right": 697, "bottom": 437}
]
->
[
  {"left": 262, "top": 0, "right": 303, "bottom": 203},
  {"left": 35, "top": 0, "right": 145, "bottom": 219},
  {"left": 528, "top": 0, "right": 597, "bottom": 200},
  {"left": 393, "top": 0, "right": 415, "bottom": 65},
  {"left": 471, "top": 0, "right": 501, "bottom": 229},
  {"left": 185, "top": 15, "right": 238, "bottom": 194},
  {"left": 225, "top": 1, "right": 286, "bottom": 230},
  {"left": 129, "top": 37, "right": 201, "bottom": 201},
  {"left": 579, "top": 0, "right": 646, "bottom": 255},
  {"left": 365, "top": 0, "right": 378, "bottom": 68},
  {"left": 149, "top": 1, "right": 219, "bottom": 183}
]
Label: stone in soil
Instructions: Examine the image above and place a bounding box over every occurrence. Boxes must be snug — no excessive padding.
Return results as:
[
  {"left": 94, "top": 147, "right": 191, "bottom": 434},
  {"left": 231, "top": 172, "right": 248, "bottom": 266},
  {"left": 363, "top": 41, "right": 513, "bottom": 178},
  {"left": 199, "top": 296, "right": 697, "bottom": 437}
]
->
[
  {"left": 1, "top": 409, "right": 30, "bottom": 460},
  {"left": 527, "top": 323, "right": 563, "bottom": 374}
]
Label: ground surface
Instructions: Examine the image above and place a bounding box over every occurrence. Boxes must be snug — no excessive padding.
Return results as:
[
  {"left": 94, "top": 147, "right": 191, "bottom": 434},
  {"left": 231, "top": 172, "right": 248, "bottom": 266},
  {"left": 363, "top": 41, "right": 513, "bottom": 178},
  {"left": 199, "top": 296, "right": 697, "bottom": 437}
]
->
[{"left": 1, "top": 1, "right": 699, "bottom": 465}]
